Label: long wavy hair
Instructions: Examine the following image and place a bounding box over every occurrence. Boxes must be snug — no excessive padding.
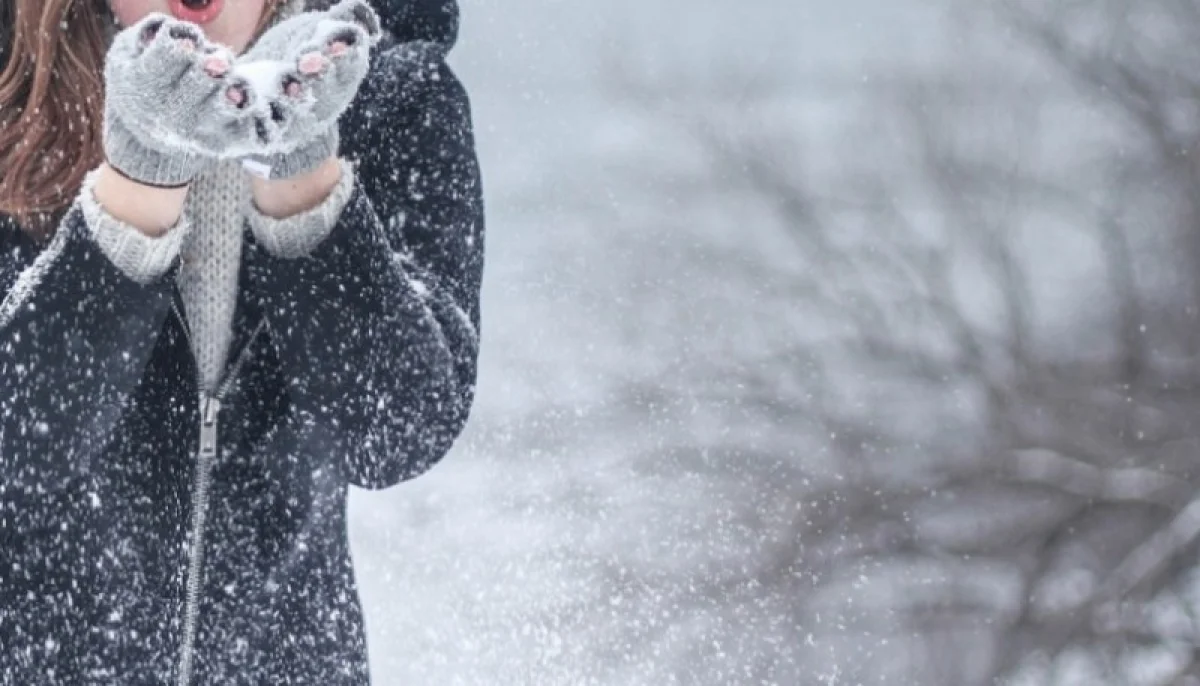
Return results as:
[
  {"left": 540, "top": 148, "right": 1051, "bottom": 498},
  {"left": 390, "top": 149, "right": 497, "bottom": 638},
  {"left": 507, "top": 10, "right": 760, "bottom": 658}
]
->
[{"left": 0, "top": 0, "right": 284, "bottom": 243}]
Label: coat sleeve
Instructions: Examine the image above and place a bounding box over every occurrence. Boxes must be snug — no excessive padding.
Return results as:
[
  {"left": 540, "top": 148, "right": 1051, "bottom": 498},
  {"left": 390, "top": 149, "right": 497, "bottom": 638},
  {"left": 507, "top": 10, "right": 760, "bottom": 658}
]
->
[
  {"left": 0, "top": 202, "right": 184, "bottom": 496},
  {"left": 244, "top": 41, "right": 485, "bottom": 490}
]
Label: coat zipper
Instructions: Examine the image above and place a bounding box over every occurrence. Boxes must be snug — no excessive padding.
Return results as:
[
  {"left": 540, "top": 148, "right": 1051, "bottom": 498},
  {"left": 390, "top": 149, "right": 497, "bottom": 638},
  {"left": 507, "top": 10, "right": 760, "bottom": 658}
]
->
[{"left": 170, "top": 299, "right": 267, "bottom": 686}]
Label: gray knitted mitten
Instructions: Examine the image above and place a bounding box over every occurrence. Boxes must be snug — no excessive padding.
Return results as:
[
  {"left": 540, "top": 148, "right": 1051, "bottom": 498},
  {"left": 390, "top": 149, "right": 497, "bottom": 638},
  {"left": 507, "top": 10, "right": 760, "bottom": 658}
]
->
[
  {"left": 102, "top": 14, "right": 257, "bottom": 187},
  {"left": 235, "top": 0, "right": 383, "bottom": 179}
]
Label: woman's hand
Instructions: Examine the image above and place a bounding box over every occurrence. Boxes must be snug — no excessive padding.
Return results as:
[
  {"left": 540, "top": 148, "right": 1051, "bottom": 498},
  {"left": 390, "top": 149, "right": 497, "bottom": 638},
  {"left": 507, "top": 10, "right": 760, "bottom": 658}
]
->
[
  {"left": 250, "top": 154, "right": 343, "bottom": 219},
  {"left": 234, "top": 0, "right": 383, "bottom": 180},
  {"left": 101, "top": 14, "right": 255, "bottom": 187}
]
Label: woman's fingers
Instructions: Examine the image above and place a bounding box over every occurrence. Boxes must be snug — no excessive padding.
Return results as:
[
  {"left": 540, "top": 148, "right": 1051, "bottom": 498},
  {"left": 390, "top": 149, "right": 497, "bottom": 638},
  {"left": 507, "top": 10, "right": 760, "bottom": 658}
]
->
[{"left": 106, "top": 2, "right": 380, "bottom": 159}]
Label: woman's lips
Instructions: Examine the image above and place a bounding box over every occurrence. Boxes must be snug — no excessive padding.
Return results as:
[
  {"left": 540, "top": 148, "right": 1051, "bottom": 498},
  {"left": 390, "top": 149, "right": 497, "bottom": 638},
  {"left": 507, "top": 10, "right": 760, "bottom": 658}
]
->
[{"left": 167, "top": 0, "right": 225, "bottom": 25}]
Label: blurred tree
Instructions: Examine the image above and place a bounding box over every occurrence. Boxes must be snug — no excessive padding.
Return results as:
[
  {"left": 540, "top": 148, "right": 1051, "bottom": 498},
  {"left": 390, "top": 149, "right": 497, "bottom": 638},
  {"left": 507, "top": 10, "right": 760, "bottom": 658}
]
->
[{"left": 594, "top": 0, "right": 1200, "bottom": 683}]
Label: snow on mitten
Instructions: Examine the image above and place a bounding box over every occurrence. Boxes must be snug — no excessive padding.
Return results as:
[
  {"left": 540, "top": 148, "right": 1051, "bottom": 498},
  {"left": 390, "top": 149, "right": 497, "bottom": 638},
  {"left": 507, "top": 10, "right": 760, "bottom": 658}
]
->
[
  {"left": 233, "top": 0, "right": 383, "bottom": 180},
  {"left": 102, "top": 14, "right": 258, "bottom": 187}
]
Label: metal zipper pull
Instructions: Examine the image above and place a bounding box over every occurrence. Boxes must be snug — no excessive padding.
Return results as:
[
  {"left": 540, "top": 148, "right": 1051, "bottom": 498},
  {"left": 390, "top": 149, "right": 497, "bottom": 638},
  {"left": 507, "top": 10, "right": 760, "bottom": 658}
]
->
[{"left": 199, "top": 395, "right": 219, "bottom": 456}]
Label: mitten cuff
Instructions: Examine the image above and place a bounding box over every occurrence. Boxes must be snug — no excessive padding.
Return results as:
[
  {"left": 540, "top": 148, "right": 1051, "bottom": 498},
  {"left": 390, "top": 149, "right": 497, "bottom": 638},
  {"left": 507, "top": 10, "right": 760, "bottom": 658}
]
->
[
  {"left": 249, "top": 127, "right": 340, "bottom": 181},
  {"left": 247, "top": 157, "right": 355, "bottom": 259},
  {"left": 102, "top": 114, "right": 203, "bottom": 187},
  {"left": 79, "top": 167, "right": 192, "bottom": 284}
]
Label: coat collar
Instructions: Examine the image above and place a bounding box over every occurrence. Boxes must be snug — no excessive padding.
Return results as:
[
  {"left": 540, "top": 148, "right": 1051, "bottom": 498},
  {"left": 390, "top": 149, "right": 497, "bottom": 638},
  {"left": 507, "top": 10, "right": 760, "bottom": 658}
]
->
[{"left": 301, "top": 0, "right": 460, "bottom": 49}]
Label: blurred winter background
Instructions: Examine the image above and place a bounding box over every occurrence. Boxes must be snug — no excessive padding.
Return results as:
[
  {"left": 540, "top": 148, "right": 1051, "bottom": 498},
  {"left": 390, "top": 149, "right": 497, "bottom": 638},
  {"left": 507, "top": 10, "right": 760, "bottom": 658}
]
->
[{"left": 351, "top": 0, "right": 1200, "bottom": 684}]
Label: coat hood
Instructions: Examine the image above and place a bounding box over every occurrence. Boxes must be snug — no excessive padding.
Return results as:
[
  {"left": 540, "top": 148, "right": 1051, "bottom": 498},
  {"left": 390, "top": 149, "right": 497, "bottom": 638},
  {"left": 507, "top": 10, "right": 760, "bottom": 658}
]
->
[{"left": 307, "top": 0, "right": 459, "bottom": 48}]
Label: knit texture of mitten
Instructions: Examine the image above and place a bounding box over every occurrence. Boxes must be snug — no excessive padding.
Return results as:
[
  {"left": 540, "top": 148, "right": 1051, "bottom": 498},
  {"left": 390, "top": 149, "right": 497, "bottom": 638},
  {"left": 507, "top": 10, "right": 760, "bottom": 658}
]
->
[
  {"left": 236, "top": 0, "right": 382, "bottom": 179},
  {"left": 103, "top": 14, "right": 252, "bottom": 186}
]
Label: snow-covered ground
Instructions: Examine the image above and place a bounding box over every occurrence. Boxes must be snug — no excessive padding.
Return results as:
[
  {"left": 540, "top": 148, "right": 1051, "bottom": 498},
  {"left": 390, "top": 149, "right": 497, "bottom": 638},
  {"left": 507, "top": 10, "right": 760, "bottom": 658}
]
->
[{"left": 351, "top": 2, "right": 952, "bottom": 683}]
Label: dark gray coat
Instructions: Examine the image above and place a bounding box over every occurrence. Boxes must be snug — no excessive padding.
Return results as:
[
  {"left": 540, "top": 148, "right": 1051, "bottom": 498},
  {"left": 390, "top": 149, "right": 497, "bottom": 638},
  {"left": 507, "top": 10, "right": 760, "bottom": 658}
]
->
[{"left": 0, "top": 1, "right": 483, "bottom": 682}]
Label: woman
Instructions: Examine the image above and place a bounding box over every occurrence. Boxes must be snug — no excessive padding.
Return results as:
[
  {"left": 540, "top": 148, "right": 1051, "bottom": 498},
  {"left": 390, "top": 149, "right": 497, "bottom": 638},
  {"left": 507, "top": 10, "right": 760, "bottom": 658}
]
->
[{"left": 0, "top": 0, "right": 484, "bottom": 682}]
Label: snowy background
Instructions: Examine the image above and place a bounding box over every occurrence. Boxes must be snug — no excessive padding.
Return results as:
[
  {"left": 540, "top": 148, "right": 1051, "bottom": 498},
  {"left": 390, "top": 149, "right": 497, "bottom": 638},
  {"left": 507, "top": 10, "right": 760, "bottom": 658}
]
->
[{"left": 351, "top": 1, "right": 1200, "bottom": 684}]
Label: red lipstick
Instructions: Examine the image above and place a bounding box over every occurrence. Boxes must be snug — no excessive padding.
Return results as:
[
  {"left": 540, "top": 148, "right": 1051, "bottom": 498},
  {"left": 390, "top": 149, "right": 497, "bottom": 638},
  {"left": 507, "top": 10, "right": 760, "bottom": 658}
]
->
[{"left": 168, "top": 0, "right": 225, "bottom": 25}]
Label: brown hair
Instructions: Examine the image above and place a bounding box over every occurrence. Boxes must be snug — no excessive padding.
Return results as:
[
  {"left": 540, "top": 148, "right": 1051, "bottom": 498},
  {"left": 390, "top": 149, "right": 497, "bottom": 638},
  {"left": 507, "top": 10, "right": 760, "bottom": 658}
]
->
[{"left": 0, "top": 0, "right": 285, "bottom": 243}]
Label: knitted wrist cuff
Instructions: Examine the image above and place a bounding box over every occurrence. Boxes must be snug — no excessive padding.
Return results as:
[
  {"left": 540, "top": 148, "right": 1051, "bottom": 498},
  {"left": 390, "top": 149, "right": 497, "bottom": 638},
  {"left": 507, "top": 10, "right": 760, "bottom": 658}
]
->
[
  {"left": 247, "top": 157, "right": 355, "bottom": 259},
  {"left": 79, "top": 167, "right": 192, "bottom": 285},
  {"left": 263, "top": 127, "right": 340, "bottom": 181},
  {"left": 104, "top": 160, "right": 191, "bottom": 189},
  {"left": 103, "top": 114, "right": 203, "bottom": 187}
]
